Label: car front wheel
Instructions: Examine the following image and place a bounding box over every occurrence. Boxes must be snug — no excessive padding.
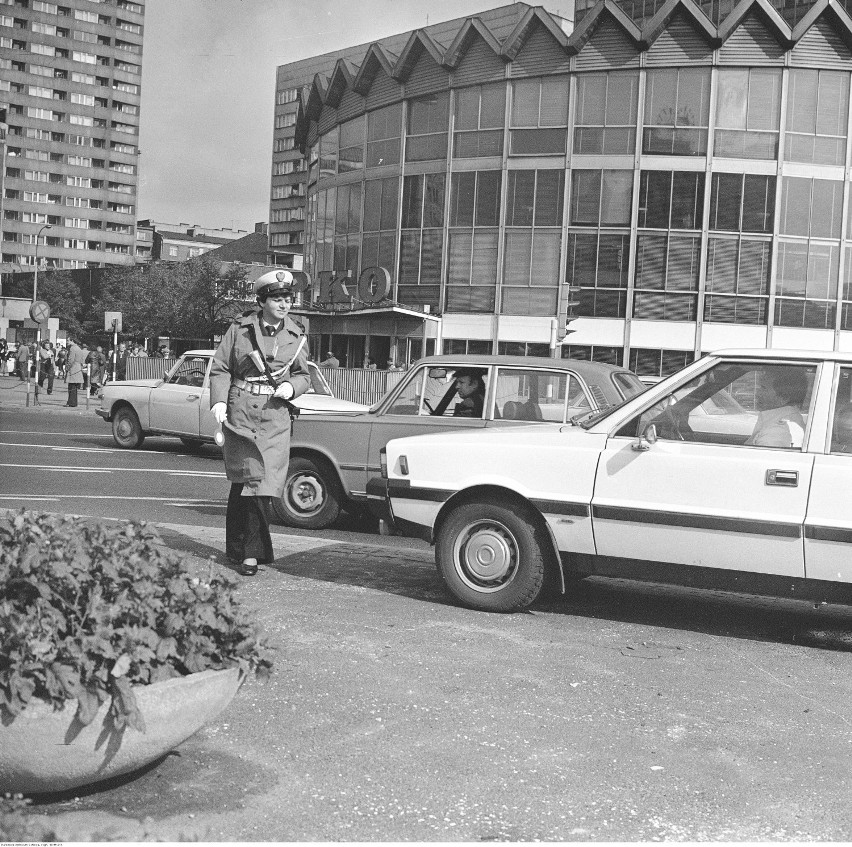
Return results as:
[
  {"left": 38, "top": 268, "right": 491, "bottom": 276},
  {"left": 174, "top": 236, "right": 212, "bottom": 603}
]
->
[
  {"left": 112, "top": 406, "right": 145, "bottom": 449},
  {"left": 272, "top": 456, "right": 341, "bottom": 529},
  {"left": 436, "top": 500, "right": 547, "bottom": 612}
]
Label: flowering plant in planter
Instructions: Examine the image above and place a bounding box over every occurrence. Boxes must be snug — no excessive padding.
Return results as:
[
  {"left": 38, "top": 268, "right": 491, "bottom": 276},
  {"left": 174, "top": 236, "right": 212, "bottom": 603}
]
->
[{"left": 0, "top": 510, "right": 272, "bottom": 731}]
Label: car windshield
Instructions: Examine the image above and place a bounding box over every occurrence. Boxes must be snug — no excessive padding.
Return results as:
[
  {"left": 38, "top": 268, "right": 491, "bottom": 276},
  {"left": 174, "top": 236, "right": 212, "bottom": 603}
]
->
[
  {"left": 575, "top": 396, "right": 633, "bottom": 428},
  {"left": 307, "top": 363, "right": 332, "bottom": 396}
]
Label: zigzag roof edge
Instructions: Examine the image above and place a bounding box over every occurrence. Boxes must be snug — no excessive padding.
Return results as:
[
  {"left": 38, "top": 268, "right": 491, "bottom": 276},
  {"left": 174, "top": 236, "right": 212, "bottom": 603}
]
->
[
  {"left": 303, "top": 75, "right": 327, "bottom": 124},
  {"left": 569, "top": 0, "right": 643, "bottom": 52},
  {"left": 791, "top": 0, "right": 852, "bottom": 48},
  {"left": 352, "top": 43, "right": 399, "bottom": 95},
  {"left": 717, "top": 0, "right": 792, "bottom": 44},
  {"left": 394, "top": 29, "right": 447, "bottom": 79},
  {"left": 640, "top": 0, "right": 719, "bottom": 47},
  {"left": 296, "top": 0, "right": 852, "bottom": 143},
  {"left": 324, "top": 59, "right": 357, "bottom": 108},
  {"left": 501, "top": 6, "right": 572, "bottom": 59},
  {"left": 444, "top": 17, "right": 506, "bottom": 68}
]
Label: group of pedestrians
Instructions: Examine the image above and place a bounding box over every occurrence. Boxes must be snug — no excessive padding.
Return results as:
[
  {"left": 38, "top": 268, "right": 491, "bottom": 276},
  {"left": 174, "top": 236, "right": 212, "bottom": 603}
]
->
[{"left": 4, "top": 336, "right": 155, "bottom": 406}]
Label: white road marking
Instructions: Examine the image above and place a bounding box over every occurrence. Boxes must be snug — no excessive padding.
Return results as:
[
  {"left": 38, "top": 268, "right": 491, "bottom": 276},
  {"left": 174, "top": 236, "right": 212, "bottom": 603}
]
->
[
  {"left": 0, "top": 431, "right": 114, "bottom": 438},
  {"left": 163, "top": 502, "right": 226, "bottom": 509},
  {"left": 0, "top": 462, "right": 226, "bottom": 477},
  {"left": 0, "top": 496, "right": 58, "bottom": 502},
  {"left": 0, "top": 437, "right": 203, "bottom": 456},
  {"left": 0, "top": 441, "right": 117, "bottom": 451},
  {"left": 0, "top": 494, "right": 227, "bottom": 502},
  {"left": 46, "top": 468, "right": 111, "bottom": 474}
]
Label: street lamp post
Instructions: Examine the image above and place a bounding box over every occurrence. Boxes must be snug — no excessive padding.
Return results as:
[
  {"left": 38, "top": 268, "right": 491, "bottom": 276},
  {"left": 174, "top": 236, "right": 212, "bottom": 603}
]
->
[{"left": 32, "top": 223, "right": 52, "bottom": 399}]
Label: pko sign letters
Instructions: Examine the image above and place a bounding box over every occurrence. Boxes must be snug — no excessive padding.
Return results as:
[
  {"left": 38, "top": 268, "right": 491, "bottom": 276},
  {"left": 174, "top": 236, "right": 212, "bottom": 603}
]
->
[{"left": 287, "top": 267, "right": 391, "bottom": 306}]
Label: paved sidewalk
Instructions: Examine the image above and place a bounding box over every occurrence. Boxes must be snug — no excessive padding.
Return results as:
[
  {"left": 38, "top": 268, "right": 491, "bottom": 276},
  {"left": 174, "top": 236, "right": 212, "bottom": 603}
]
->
[{"left": 0, "top": 373, "right": 98, "bottom": 413}]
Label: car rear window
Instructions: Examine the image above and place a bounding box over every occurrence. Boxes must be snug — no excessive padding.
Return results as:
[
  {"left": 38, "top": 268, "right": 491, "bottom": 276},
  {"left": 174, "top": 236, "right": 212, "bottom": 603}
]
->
[{"left": 613, "top": 372, "right": 646, "bottom": 399}]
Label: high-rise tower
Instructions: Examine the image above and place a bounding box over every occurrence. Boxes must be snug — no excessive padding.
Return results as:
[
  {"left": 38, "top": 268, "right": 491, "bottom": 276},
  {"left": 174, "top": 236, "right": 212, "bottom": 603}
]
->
[{"left": 0, "top": 0, "right": 143, "bottom": 271}]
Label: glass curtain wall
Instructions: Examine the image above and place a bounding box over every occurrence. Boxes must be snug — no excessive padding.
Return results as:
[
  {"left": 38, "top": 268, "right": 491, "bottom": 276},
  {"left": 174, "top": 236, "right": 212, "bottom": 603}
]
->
[{"left": 304, "top": 59, "right": 852, "bottom": 338}]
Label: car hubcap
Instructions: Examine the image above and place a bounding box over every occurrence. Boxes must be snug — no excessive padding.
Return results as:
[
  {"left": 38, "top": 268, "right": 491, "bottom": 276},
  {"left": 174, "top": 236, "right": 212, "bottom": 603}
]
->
[
  {"left": 288, "top": 473, "right": 324, "bottom": 515},
  {"left": 453, "top": 520, "right": 518, "bottom": 592},
  {"left": 116, "top": 417, "right": 132, "bottom": 439}
]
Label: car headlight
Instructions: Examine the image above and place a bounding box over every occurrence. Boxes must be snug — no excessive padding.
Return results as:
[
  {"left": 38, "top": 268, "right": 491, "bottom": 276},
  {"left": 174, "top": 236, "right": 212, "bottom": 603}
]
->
[{"left": 380, "top": 447, "right": 388, "bottom": 479}]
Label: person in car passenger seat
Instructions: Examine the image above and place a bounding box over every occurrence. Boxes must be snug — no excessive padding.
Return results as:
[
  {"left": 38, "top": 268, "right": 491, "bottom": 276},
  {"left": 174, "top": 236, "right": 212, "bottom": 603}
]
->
[{"left": 745, "top": 367, "right": 808, "bottom": 448}]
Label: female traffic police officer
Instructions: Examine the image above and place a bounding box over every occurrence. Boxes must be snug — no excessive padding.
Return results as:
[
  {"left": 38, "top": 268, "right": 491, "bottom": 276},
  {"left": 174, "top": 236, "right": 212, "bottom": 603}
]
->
[{"left": 209, "top": 270, "right": 311, "bottom": 575}]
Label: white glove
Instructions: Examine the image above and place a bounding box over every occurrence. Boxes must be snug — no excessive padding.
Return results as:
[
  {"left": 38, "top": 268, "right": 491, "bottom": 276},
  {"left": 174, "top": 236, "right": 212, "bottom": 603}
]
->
[
  {"left": 211, "top": 402, "right": 227, "bottom": 424},
  {"left": 274, "top": 382, "right": 294, "bottom": 400}
]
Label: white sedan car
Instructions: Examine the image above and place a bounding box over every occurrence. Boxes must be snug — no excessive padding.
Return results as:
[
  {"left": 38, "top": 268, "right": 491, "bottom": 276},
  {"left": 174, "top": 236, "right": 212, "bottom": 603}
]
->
[
  {"left": 371, "top": 349, "right": 852, "bottom": 612},
  {"left": 96, "top": 350, "right": 368, "bottom": 449}
]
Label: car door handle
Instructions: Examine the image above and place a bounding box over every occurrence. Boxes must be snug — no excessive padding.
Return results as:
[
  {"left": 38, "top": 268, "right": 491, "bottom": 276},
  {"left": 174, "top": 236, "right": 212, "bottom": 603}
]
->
[
  {"left": 766, "top": 469, "right": 798, "bottom": 487},
  {"left": 186, "top": 394, "right": 199, "bottom": 401}
]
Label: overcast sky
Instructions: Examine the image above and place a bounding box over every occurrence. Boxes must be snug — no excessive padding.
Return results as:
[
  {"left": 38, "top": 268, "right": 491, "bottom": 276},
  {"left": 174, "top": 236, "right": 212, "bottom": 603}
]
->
[{"left": 137, "top": 0, "right": 536, "bottom": 232}]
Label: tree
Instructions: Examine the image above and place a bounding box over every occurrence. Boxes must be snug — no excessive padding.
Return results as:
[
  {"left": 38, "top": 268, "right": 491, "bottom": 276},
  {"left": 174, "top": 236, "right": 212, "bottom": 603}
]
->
[
  {"left": 91, "top": 258, "right": 252, "bottom": 344},
  {"left": 38, "top": 271, "right": 84, "bottom": 340},
  {"left": 172, "top": 258, "right": 252, "bottom": 339}
]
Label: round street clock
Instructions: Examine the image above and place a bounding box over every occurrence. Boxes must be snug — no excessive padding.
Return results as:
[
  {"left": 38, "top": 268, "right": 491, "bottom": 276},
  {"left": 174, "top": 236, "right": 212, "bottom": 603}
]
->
[{"left": 29, "top": 300, "right": 51, "bottom": 323}]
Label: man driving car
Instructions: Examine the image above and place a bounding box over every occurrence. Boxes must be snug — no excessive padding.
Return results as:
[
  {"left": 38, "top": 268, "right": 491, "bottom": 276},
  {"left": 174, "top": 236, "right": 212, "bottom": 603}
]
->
[{"left": 452, "top": 369, "right": 486, "bottom": 418}]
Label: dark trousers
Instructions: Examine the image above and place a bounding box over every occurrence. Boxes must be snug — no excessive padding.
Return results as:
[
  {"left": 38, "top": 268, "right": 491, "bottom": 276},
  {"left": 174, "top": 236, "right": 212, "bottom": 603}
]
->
[
  {"left": 38, "top": 365, "right": 54, "bottom": 393},
  {"left": 226, "top": 483, "right": 274, "bottom": 563},
  {"left": 67, "top": 383, "right": 79, "bottom": 407}
]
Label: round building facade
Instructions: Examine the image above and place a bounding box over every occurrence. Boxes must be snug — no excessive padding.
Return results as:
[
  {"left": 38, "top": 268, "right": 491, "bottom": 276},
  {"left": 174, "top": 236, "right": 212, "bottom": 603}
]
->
[{"left": 294, "top": 0, "right": 852, "bottom": 378}]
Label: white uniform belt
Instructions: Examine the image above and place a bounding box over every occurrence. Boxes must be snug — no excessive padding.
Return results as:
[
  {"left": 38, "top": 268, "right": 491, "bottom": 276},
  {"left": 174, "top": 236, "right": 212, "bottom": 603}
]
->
[{"left": 233, "top": 377, "right": 275, "bottom": 395}]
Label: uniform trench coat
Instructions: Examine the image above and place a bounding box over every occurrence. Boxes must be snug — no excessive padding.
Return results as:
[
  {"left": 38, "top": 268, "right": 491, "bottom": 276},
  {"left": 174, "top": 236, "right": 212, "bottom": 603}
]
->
[
  {"left": 209, "top": 312, "right": 310, "bottom": 498},
  {"left": 65, "top": 342, "right": 87, "bottom": 386}
]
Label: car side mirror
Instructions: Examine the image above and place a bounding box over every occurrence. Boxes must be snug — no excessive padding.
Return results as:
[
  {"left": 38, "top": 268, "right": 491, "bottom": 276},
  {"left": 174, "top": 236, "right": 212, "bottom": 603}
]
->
[{"left": 632, "top": 422, "right": 658, "bottom": 452}]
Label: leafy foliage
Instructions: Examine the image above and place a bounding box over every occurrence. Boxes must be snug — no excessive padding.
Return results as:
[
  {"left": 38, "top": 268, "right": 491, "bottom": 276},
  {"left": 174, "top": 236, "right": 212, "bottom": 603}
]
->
[
  {"left": 37, "top": 270, "right": 85, "bottom": 340},
  {"left": 0, "top": 511, "right": 272, "bottom": 730},
  {"left": 92, "top": 258, "right": 252, "bottom": 342}
]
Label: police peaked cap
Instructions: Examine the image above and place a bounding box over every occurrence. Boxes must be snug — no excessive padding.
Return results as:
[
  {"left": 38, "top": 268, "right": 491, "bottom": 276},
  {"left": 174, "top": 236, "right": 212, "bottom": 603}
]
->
[{"left": 254, "top": 269, "right": 295, "bottom": 299}]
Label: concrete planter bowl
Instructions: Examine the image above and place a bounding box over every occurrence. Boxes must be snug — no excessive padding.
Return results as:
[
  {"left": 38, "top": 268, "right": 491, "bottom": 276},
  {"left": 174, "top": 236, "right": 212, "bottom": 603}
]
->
[{"left": 0, "top": 667, "right": 243, "bottom": 795}]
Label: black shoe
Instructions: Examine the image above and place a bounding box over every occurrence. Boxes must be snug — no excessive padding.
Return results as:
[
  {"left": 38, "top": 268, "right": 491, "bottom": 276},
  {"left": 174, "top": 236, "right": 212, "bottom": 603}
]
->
[{"left": 238, "top": 559, "right": 258, "bottom": 576}]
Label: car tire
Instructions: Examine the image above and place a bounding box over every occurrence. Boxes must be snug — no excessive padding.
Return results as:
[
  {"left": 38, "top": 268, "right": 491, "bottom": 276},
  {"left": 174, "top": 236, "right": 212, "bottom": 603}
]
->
[
  {"left": 272, "top": 456, "right": 341, "bottom": 529},
  {"left": 112, "top": 406, "right": 145, "bottom": 449},
  {"left": 179, "top": 436, "right": 205, "bottom": 451},
  {"left": 436, "top": 500, "right": 547, "bottom": 612}
]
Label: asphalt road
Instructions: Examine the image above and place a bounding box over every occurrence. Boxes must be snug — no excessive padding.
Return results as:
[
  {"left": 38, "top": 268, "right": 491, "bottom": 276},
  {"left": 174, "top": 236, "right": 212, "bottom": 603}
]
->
[
  {"left": 5, "top": 404, "right": 852, "bottom": 841},
  {"left": 0, "top": 404, "right": 422, "bottom": 548}
]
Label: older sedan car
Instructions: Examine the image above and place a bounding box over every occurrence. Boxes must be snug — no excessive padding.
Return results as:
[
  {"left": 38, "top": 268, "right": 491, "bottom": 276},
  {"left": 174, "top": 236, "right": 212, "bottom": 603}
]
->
[
  {"left": 96, "top": 349, "right": 368, "bottom": 449},
  {"left": 279, "top": 354, "right": 645, "bottom": 528},
  {"left": 372, "top": 349, "right": 852, "bottom": 612}
]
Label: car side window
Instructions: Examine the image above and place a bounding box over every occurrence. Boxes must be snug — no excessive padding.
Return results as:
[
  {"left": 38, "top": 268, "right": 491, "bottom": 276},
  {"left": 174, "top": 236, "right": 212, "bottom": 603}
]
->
[
  {"left": 496, "top": 369, "right": 575, "bottom": 423},
  {"left": 830, "top": 367, "right": 852, "bottom": 454},
  {"left": 167, "top": 356, "right": 209, "bottom": 388},
  {"left": 384, "top": 368, "right": 425, "bottom": 415},
  {"left": 617, "top": 362, "right": 816, "bottom": 449}
]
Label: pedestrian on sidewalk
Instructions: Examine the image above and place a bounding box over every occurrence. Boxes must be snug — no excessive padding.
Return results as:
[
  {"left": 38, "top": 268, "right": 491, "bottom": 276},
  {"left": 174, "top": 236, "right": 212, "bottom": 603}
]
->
[
  {"left": 16, "top": 342, "right": 30, "bottom": 382},
  {"left": 110, "top": 342, "right": 128, "bottom": 381},
  {"left": 209, "top": 270, "right": 311, "bottom": 576},
  {"left": 88, "top": 345, "right": 106, "bottom": 396},
  {"left": 65, "top": 336, "right": 86, "bottom": 407},
  {"left": 55, "top": 345, "right": 67, "bottom": 380},
  {"left": 38, "top": 341, "right": 55, "bottom": 394}
]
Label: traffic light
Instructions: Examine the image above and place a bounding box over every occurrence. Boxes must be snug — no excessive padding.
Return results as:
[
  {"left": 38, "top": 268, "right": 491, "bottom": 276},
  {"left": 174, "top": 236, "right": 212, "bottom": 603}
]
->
[{"left": 557, "top": 285, "right": 582, "bottom": 342}]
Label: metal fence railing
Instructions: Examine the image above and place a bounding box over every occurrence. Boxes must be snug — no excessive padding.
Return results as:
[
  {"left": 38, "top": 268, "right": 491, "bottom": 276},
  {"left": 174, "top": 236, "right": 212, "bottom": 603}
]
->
[
  {"left": 319, "top": 367, "right": 406, "bottom": 405},
  {"left": 124, "top": 358, "right": 176, "bottom": 381},
  {"left": 122, "top": 358, "right": 406, "bottom": 406}
]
